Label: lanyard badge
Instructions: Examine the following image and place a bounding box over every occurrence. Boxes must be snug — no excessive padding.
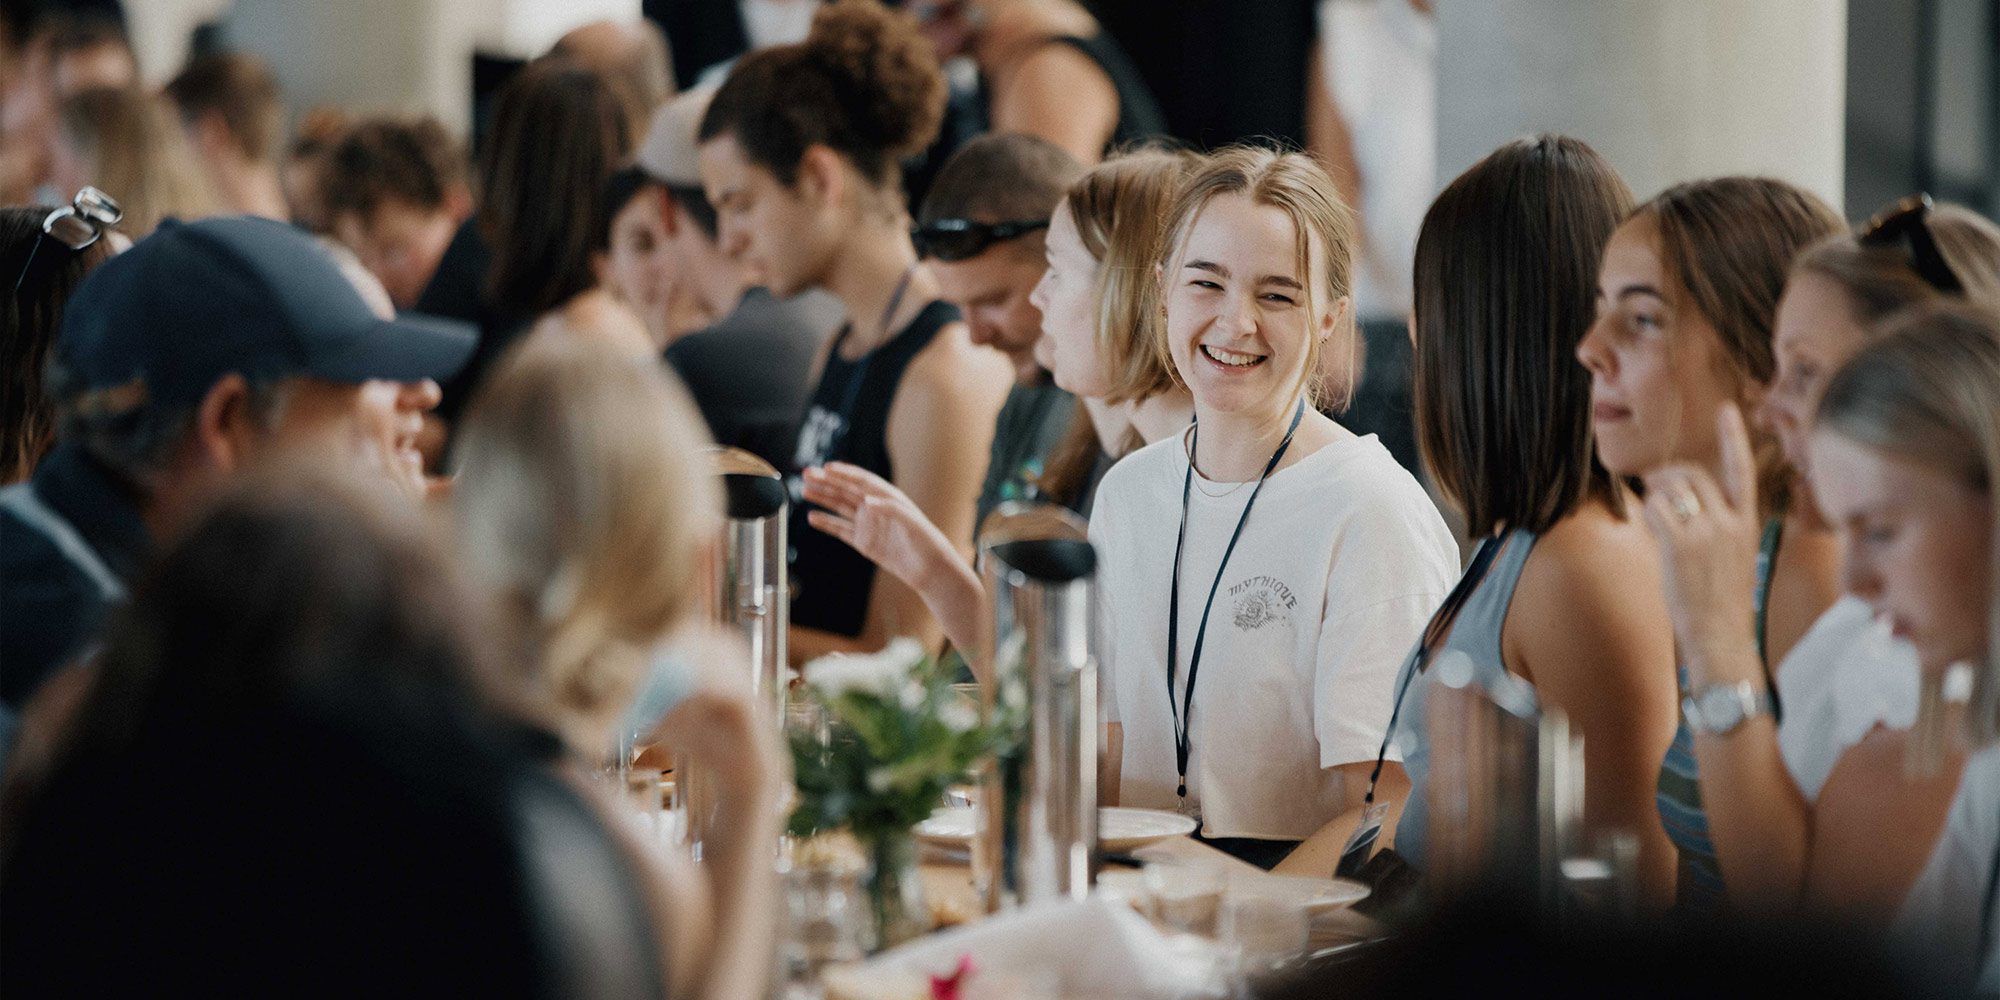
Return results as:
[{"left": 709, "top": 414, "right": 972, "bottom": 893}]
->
[{"left": 1166, "top": 399, "right": 1306, "bottom": 813}]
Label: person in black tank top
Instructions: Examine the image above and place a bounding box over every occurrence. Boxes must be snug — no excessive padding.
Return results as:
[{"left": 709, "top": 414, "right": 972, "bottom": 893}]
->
[
  {"left": 789, "top": 301, "right": 962, "bottom": 636},
  {"left": 699, "top": 2, "right": 1014, "bottom": 660},
  {"left": 910, "top": 0, "right": 1168, "bottom": 165}
]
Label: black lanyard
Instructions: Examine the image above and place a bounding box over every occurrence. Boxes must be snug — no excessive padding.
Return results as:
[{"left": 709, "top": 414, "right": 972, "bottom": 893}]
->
[
  {"left": 1167, "top": 398, "right": 1306, "bottom": 801},
  {"left": 817, "top": 265, "right": 919, "bottom": 465},
  {"left": 1360, "top": 531, "right": 1508, "bottom": 806}
]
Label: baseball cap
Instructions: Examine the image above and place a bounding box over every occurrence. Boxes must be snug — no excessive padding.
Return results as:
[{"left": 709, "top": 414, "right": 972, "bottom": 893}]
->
[
  {"left": 55, "top": 215, "right": 476, "bottom": 414},
  {"left": 636, "top": 85, "right": 716, "bottom": 188}
]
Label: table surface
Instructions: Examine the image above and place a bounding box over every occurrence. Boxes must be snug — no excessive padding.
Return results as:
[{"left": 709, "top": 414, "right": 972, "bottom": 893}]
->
[{"left": 917, "top": 834, "right": 1380, "bottom": 953}]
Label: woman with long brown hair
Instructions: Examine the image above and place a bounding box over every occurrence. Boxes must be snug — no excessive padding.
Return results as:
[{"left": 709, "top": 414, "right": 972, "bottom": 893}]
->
[
  {"left": 1576, "top": 176, "right": 1847, "bottom": 912},
  {"left": 1642, "top": 197, "right": 2000, "bottom": 920},
  {"left": 1284, "top": 136, "right": 1681, "bottom": 895}
]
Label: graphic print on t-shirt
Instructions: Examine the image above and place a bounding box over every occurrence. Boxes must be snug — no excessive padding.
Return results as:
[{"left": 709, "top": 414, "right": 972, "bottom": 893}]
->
[
  {"left": 1229, "top": 575, "right": 1297, "bottom": 632},
  {"left": 794, "top": 405, "right": 843, "bottom": 471}
]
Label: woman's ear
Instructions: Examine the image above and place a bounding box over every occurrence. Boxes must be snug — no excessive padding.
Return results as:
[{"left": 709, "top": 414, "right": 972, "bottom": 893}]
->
[
  {"left": 796, "top": 144, "right": 847, "bottom": 211},
  {"left": 1322, "top": 294, "right": 1352, "bottom": 342}
]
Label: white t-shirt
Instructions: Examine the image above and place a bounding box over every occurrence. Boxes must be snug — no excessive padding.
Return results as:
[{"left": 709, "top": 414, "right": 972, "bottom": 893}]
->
[
  {"left": 1088, "top": 429, "right": 1457, "bottom": 840},
  {"left": 1897, "top": 743, "right": 2000, "bottom": 991},
  {"left": 1775, "top": 595, "right": 1922, "bottom": 801}
]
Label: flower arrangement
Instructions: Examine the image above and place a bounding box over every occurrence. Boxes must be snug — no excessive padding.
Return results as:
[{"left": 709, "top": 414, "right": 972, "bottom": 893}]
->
[
  {"left": 789, "top": 639, "right": 993, "bottom": 840},
  {"left": 789, "top": 639, "right": 999, "bottom": 948}
]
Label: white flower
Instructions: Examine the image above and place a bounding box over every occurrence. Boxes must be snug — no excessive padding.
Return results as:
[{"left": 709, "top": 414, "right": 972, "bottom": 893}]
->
[
  {"left": 866, "top": 766, "right": 896, "bottom": 794},
  {"left": 802, "top": 637, "right": 926, "bottom": 700},
  {"left": 939, "top": 699, "right": 979, "bottom": 734},
  {"left": 898, "top": 680, "right": 926, "bottom": 712}
]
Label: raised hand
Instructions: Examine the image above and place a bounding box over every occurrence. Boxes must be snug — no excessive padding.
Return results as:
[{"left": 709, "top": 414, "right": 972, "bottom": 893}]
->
[
  {"left": 800, "top": 462, "right": 963, "bottom": 597},
  {"left": 1639, "top": 402, "right": 1764, "bottom": 683}
]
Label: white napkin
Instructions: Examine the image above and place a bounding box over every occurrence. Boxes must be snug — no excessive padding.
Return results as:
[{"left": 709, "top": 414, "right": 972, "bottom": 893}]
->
[{"left": 830, "top": 896, "right": 1217, "bottom": 1000}]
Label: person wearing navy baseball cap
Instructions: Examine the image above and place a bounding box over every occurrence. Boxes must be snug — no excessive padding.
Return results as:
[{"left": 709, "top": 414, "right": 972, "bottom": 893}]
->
[{"left": 0, "top": 214, "right": 475, "bottom": 725}]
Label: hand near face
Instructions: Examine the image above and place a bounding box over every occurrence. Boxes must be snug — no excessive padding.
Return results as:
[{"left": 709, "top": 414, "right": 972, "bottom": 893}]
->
[
  {"left": 1640, "top": 402, "right": 1764, "bottom": 683},
  {"left": 800, "top": 461, "right": 961, "bottom": 596},
  {"left": 647, "top": 625, "right": 788, "bottom": 796}
]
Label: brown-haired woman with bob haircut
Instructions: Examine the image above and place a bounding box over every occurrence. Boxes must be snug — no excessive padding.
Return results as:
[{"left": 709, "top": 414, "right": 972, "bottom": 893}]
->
[
  {"left": 698, "top": 0, "right": 1013, "bottom": 665},
  {"left": 1577, "top": 177, "right": 1847, "bottom": 913},
  {"left": 1286, "top": 136, "right": 1681, "bottom": 898},
  {"left": 1642, "top": 197, "right": 2000, "bottom": 921}
]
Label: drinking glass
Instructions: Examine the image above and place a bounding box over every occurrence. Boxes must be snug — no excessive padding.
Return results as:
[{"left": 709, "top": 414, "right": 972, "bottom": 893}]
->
[
  {"left": 1217, "top": 886, "right": 1308, "bottom": 982},
  {"left": 1145, "top": 861, "right": 1224, "bottom": 937},
  {"left": 779, "top": 864, "right": 869, "bottom": 998}
]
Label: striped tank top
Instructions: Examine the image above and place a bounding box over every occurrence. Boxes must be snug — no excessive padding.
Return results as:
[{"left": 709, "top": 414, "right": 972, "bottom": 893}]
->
[{"left": 1656, "top": 518, "right": 1783, "bottom": 913}]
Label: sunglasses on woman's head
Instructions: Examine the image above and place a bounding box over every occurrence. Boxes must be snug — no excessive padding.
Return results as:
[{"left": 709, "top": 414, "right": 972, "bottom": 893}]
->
[
  {"left": 12, "top": 186, "right": 123, "bottom": 294},
  {"left": 912, "top": 217, "right": 1048, "bottom": 262},
  {"left": 1858, "top": 193, "right": 1964, "bottom": 295}
]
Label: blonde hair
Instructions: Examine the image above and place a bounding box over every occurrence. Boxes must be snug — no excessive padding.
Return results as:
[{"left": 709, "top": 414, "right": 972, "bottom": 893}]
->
[
  {"left": 1152, "top": 145, "right": 1359, "bottom": 411},
  {"left": 452, "top": 336, "right": 721, "bottom": 754},
  {"left": 1816, "top": 302, "right": 2000, "bottom": 768},
  {"left": 1794, "top": 202, "right": 2000, "bottom": 322},
  {"left": 1069, "top": 145, "right": 1199, "bottom": 405},
  {"left": 58, "top": 86, "right": 220, "bottom": 238},
  {"left": 1033, "top": 146, "right": 1198, "bottom": 506}
]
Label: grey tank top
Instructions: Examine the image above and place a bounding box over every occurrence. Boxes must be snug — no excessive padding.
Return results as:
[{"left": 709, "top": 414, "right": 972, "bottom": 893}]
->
[{"left": 1387, "top": 528, "right": 1538, "bottom": 869}]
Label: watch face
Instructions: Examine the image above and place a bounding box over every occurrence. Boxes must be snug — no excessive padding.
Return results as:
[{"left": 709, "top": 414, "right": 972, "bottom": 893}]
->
[{"left": 1698, "top": 686, "right": 1744, "bottom": 730}]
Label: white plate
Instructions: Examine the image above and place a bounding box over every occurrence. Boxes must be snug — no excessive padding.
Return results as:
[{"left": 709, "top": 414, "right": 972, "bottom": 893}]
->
[
  {"left": 1235, "top": 873, "right": 1371, "bottom": 913},
  {"left": 1094, "top": 869, "right": 1369, "bottom": 915},
  {"left": 1098, "top": 807, "right": 1198, "bottom": 851},
  {"left": 914, "top": 805, "right": 1198, "bottom": 851}
]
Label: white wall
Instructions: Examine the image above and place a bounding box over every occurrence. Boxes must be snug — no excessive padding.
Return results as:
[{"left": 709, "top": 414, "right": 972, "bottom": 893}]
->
[
  {"left": 127, "top": 0, "right": 641, "bottom": 139},
  {"left": 1435, "top": 0, "right": 1846, "bottom": 208}
]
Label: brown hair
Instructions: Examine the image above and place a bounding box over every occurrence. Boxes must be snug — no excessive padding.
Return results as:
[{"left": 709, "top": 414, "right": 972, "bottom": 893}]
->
[
  {"left": 917, "top": 131, "right": 1083, "bottom": 226},
  {"left": 479, "top": 59, "right": 632, "bottom": 320},
  {"left": 57, "top": 86, "right": 220, "bottom": 238},
  {"left": 1635, "top": 176, "right": 1845, "bottom": 517},
  {"left": 164, "top": 52, "right": 284, "bottom": 163},
  {"left": 1793, "top": 202, "right": 2000, "bottom": 324},
  {"left": 2, "top": 206, "right": 115, "bottom": 482},
  {"left": 698, "top": 0, "right": 944, "bottom": 191},
  {"left": 1037, "top": 146, "right": 1200, "bottom": 506},
  {"left": 1414, "top": 135, "right": 1635, "bottom": 537},
  {"left": 452, "top": 335, "right": 720, "bottom": 753},
  {"left": 1817, "top": 302, "right": 2000, "bottom": 760},
  {"left": 321, "top": 117, "right": 466, "bottom": 220},
  {"left": 1153, "top": 145, "right": 1360, "bottom": 410}
]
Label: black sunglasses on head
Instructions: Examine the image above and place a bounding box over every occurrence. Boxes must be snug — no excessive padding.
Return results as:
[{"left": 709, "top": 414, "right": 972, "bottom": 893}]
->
[
  {"left": 1858, "top": 193, "right": 1964, "bottom": 295},
  {"left": 912, "top": 217, "right": 1048, "bottom": 262},
  {"left": 13, "top": 186, "right": 123, "bottom": 294}
]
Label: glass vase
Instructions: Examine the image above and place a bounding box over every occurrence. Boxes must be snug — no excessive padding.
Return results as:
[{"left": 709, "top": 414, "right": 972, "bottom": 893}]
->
[{"left": 863, "top": 829, "right": 930, "bottom": 951}]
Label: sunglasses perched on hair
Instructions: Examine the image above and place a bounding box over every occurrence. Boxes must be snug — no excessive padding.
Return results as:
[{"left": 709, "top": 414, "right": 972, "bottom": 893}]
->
[
  {"left": 1858, "top": 193, "right": 1964, "bottom": 295},
  {"left": 12, "top": 186, "right": 123, "bottom": 294},
  {"left": 912, "top": 217, "right": 1048, "bottom": 262}
]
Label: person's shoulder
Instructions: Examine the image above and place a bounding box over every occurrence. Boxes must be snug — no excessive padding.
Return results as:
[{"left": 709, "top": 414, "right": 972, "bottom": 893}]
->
[
  {"left": 1960, "top": 743, "right": 2000, "bottom": 817},
  {"left": 1530, "top": 506, "right": 1659, "bottom": 585},
  {"left": 1515, "top": 506, "right": 1665, "bottom": 627},
  {"left": 904, "top": 314, "right": 1011, "bottom": 391},
  {"left": 1098, "top": 433, "right": 1182, "bottom": 489}
]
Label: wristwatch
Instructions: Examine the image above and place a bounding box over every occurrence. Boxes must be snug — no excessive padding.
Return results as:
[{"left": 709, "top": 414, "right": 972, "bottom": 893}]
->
[{"left": 1682, "top": 680, "right": 1775, "bottom": 736}]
